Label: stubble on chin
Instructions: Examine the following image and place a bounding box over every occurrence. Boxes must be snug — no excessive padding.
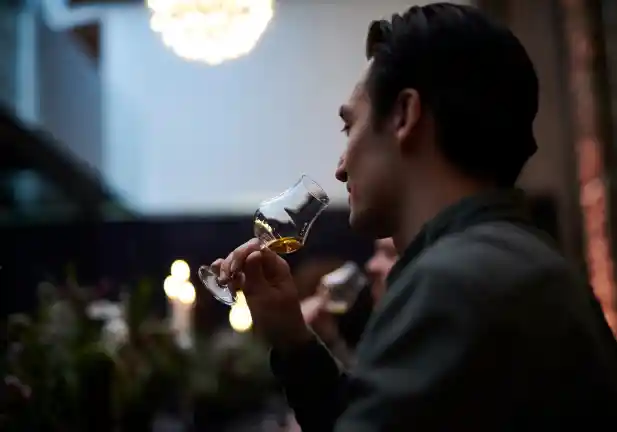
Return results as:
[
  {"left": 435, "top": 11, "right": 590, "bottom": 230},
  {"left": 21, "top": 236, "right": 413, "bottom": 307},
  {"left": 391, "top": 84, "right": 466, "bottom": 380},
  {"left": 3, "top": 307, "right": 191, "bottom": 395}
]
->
[
  {"left": 350, "top": 206, "right": 394, "bottom": 240},
  {"left": 348, "top": 207, "right": 370, "bottom": 234}
]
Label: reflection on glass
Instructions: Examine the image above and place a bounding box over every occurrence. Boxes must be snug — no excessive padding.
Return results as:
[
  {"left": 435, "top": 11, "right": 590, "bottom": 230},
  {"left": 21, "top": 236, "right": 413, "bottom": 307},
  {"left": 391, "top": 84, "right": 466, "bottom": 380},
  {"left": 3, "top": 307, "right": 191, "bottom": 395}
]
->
[{"left": 199, "top": 175, "right": 330, "bottom": 306}]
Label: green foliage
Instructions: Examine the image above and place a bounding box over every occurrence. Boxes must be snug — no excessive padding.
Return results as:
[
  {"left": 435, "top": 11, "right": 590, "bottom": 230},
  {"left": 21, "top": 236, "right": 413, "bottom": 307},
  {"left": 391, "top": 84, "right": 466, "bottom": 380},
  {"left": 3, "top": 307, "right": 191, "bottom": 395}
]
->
[{"left": 1, "top": 278, "right": 274, "bottom": 431}]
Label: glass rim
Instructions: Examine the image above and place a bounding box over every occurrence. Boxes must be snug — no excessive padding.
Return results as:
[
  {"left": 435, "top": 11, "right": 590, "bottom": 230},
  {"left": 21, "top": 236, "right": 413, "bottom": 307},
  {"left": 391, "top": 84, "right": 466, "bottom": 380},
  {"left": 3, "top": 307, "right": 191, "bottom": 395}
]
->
[{"left": 299, "top": 174, "right": 330, "bottom": 205}]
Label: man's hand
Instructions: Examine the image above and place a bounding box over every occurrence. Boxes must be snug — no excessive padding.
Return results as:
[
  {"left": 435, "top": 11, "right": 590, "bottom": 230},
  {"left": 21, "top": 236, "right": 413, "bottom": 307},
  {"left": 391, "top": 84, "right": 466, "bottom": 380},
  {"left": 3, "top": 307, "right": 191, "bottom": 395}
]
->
[{"left": 211, "top": 238, "right": 313, "bottom": 349}]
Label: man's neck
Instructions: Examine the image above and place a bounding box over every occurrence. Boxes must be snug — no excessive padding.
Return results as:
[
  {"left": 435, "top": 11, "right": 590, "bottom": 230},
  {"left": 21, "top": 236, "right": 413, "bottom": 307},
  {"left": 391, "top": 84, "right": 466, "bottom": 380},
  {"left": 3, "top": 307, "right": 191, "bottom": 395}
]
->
[{"left": 391, "top": 181, "right": 494, "bottom": 255}]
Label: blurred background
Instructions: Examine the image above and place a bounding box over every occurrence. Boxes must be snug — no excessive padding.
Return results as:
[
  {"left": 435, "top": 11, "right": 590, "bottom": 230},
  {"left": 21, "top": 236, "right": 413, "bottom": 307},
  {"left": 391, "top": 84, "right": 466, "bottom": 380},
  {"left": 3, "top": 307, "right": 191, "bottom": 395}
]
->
[{"left": 1, "top": 0, "right": 616, "bottom": 430}]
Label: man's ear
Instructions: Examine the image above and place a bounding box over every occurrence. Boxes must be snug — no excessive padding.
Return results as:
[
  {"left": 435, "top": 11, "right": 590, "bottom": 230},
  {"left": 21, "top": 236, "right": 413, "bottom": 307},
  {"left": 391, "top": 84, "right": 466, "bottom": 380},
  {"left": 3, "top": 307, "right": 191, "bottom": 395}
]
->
[{"left": 392, "top": 89, "right": 421, "bottom": 146}]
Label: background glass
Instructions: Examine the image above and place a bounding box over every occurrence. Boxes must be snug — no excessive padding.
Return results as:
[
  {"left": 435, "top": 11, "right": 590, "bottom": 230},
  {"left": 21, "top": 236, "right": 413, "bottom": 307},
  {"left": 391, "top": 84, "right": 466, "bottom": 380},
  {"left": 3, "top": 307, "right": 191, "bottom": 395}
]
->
[{"left": 321, "top": 262, "right": 367, "bottom": 314}]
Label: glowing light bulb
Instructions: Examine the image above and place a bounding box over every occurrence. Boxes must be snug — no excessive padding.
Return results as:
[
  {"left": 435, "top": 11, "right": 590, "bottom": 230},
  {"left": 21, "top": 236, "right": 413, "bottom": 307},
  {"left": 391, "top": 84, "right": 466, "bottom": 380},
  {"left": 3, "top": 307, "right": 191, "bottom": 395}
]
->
[
  {"left": 177, "top": 281, "right": 196, "bottom": 305},
  {"left": 235, "top": 291, "right": 247, "bottom": 304},
  {"left": 147, "top": 0, "right": 275, "bottom": 66},
  {"left": 170, "top": 259, "right": 191, "bottom": 282},
  {"left": 229, "top": 292, "right": 252, "bottom": 332},
  {"left": 164, "top": 275, "right": 180, "bottom": 299}
]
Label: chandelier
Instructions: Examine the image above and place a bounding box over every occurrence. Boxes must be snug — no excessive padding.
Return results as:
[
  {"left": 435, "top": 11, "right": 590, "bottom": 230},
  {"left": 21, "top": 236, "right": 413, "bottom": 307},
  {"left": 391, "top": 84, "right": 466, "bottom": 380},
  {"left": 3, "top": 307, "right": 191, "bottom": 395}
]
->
[{"left": 146, "top": 0, "right": 275, "bottom": 65}]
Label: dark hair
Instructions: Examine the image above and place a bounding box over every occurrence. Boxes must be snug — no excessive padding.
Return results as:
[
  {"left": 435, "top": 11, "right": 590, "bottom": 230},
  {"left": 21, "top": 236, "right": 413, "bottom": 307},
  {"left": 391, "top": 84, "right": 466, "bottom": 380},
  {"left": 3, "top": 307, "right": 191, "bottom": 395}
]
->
[{"left": 365, "top": 3, "right": 539, "bottom": 186}]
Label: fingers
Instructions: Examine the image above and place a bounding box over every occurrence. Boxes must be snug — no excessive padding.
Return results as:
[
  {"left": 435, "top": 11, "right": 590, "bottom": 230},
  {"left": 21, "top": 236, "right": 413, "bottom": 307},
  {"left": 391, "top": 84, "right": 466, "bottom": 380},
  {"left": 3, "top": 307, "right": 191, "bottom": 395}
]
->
[
  {"left": 242, "top": 247, "right": 294, "bottom": 296},
  {"left": 209, "top": 259, "right": 223, "bottom": 276},
  {"left": 217, "top": 238, "right": 262, "bottom": 284},
  {"left": 228, "top": 271, "right": 245, "bottom": 296}
]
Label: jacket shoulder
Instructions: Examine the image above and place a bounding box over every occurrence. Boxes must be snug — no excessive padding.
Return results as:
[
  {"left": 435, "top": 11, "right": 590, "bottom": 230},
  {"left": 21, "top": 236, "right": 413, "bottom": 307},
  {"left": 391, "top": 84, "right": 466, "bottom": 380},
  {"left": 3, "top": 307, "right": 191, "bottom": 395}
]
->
[
  {"left": 417, "top": 222, "right": 572, "bottom": 290},
  {"left": 381, "top": 222, "right": 580, "bottom": 319}
]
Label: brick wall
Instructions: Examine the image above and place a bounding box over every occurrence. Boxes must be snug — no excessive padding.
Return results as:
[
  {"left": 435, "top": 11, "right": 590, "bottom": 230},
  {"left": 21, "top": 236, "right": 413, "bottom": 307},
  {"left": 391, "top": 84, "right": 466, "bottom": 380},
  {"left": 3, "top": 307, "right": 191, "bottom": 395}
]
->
[
  {"left": 482, "top": 0, "right": 617, "bottom": 334},
  {"left": 504, "top": 0, "right": 582, "bottom": 262},
  {"left": 561, "top": 0, "right": 617, "bottom": 334}
]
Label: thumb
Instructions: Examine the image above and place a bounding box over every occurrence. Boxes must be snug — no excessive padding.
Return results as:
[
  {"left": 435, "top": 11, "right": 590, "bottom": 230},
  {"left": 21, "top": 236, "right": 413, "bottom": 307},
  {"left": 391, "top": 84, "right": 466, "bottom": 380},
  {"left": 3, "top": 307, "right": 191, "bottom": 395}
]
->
[
  {"left": 242, "top": 251, "right": 268, "bottom": 295},
  {"left": 258, "top": 246, "right": 291, "bottom": 284}
]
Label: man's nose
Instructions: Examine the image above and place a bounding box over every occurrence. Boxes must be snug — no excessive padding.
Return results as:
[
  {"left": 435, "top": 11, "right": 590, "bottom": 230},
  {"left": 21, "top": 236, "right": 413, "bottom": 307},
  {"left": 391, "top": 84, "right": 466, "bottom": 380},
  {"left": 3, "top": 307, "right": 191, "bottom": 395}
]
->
[{"left": 335, "top": 154, "right": 348, "bottom": 183}]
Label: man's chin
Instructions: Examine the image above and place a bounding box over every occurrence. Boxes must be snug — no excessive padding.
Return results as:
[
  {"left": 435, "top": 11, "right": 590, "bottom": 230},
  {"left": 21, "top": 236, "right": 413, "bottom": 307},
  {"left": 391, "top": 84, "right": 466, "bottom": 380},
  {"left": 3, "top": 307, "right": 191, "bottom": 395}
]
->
[
  {"left": 349, "top": 207, "right": 393, "bottom": 238},
  {"left": 348, "top": 208, "right": 366, "bottom": 232},
  {"left": 349, "top": 208, "right": 378, "bottom": 235}
]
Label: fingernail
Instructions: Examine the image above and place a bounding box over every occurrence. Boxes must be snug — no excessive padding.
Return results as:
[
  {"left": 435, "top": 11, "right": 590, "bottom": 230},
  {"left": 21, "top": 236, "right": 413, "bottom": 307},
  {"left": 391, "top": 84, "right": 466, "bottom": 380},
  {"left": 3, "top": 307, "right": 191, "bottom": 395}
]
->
[
  {"left": 219, "top": 270, "right": 228, "bottom": 283},
  {"left": 230, "top": 260, "right": 238, "bottom": 274}
]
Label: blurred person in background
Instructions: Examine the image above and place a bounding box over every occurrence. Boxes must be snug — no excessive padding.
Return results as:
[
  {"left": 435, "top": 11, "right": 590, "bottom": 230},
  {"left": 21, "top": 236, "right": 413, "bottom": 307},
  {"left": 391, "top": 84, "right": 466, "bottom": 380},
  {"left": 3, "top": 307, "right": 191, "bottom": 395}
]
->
[
  {"left": 295, "top": 240, "right": 398, "bottom": 366},
  {"left": 298, "top": 238, "right": 398, "bottom": 354},
  {"left": 364, "top": 238, "right": 397, "bottom": 303},
  {"left": 293, "top": 257, "right": 355, "bottom": 368},
  {"left": 213, "top": 3, "right": 617, "bottom": 430}
]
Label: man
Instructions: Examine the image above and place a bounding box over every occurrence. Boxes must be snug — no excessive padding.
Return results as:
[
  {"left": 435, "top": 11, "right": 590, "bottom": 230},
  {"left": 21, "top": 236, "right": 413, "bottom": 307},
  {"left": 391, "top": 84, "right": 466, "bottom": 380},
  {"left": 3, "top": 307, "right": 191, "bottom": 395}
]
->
[{"left": 212, "top": 3, "right": 617, "bottom": 430}]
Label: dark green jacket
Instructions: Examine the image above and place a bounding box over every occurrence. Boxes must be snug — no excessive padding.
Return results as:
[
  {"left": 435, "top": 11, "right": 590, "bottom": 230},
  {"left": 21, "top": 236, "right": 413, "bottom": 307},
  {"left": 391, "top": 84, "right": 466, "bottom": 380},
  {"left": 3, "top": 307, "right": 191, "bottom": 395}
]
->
[{"left": 271, "top": 190, "right": 617, "bottom": 431}]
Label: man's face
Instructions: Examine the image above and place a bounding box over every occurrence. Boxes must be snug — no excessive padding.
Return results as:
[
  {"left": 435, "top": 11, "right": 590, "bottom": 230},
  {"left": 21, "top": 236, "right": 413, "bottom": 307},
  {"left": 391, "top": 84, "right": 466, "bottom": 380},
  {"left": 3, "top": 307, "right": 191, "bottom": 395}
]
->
[
  {"left": 365, "top": 238, "right": 397, "bottom": 302},
  {"left": 335, "top": 65, "right": 402, "bottom": 238}
]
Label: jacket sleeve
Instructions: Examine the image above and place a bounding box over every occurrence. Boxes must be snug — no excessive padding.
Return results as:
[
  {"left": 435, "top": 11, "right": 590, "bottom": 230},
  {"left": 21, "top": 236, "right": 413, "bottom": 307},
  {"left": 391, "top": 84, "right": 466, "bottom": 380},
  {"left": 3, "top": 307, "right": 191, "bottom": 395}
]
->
[
  {"left": 334, "top": 258, "right": 502, "bottom": 432},
  {"left": 270, "top": 336, "right": 349, "bottom": 432}
]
